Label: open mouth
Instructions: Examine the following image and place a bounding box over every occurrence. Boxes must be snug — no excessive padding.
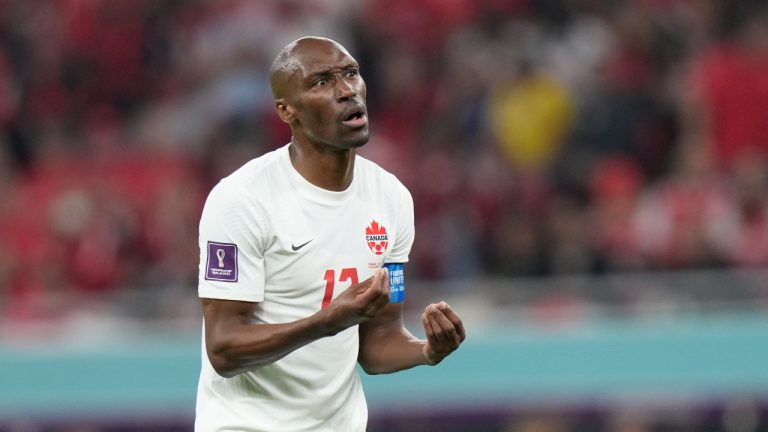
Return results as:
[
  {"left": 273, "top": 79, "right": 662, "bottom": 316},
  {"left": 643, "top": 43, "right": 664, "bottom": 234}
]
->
[
  {"left": 341, "top": 109, "right": 368, "bottom": 128},
  {"left": 344, "top": 110, "right": 364, "bottom": 121}
]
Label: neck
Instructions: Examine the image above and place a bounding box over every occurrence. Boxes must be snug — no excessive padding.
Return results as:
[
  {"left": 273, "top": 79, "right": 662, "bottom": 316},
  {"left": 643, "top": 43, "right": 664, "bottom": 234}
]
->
[{"left": 288, "top": 139, "right": 355, "bottom": 191}]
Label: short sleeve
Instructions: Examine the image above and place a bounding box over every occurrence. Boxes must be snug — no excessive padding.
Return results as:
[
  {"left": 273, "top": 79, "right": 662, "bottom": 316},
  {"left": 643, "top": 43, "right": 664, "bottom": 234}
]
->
[
  {"left": 385, "top": 182, "right": 414, "bottom": 264},
  {"left": 198, "top": 180, "right": 267, "bottom": 302}
]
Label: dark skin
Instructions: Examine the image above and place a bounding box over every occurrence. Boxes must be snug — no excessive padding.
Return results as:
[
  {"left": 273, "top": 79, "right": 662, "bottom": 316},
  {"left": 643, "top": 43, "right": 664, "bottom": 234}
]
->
[{"left": 202, "top": 37, "right": 465, "bottom": 378}]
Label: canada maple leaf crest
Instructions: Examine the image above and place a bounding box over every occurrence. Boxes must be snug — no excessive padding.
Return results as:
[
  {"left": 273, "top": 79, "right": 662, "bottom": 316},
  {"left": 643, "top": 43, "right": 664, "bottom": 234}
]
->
[{"left": 365, "top": 220, "right": 389, "bottom": 255}]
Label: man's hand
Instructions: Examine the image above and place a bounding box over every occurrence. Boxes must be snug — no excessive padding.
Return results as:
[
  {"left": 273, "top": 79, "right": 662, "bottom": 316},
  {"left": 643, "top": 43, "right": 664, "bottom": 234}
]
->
[
  {"left": 421, "top": 302, "right": 465, "bottom": 365},
  {"left": 321, "top": 268, "right": 391, "bottom": 335}
]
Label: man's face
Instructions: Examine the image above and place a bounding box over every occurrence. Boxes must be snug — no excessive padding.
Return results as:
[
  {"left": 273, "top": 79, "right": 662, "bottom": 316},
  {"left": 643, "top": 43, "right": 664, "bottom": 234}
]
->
[{"left": 285, "top": 41, "right": 369, "bottom": 149}]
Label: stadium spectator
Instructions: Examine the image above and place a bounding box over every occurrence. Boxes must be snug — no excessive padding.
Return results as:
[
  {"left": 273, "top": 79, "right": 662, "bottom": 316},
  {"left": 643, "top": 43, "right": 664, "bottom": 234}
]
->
[
  {"left": 589, "top": 156, "right": 646, "bottom": 271},
  {"left": 710, "top": 153, "right": 768, "bottom": 267},
  {"left": 633, "top": 143, "right": 729, "bottom": 269},
  {"left": 681, "top": 0, "right": 768, "bottom": 172}
]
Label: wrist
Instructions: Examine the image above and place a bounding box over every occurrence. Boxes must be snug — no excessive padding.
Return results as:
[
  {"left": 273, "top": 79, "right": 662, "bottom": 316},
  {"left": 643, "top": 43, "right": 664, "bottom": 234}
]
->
[
  {"left": 313, "top": 307, "right": 342, "bottom": 337},
  {"left": 421, "top": 341, "right": 440, "bottom": 366}
]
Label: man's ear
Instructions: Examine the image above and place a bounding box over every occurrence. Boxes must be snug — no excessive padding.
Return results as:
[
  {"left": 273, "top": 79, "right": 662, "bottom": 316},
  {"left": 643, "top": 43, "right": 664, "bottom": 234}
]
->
[{"left": 275, "top": 99, "right": 295, "bottom": 124}]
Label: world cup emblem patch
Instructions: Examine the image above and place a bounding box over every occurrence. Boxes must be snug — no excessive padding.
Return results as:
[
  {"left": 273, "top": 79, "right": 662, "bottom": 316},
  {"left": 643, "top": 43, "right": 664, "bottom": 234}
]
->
[
  {"left": 205, "top": 241, "right": 238, "bottom": 282},
  {"left": 365, "top": 220, "right": 389, "bottom": 255}
]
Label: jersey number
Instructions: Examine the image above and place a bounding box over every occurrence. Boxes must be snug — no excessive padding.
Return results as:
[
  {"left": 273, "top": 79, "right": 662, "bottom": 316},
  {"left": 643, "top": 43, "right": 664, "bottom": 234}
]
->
[{"left": 322, "top": 268, "right": 359, "bottom": 309}]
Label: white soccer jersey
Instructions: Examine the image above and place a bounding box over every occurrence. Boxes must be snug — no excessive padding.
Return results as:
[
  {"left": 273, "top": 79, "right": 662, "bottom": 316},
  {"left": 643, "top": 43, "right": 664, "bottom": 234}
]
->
[{"left": 195, "top": 144, "right": 414, "bottom": 432}]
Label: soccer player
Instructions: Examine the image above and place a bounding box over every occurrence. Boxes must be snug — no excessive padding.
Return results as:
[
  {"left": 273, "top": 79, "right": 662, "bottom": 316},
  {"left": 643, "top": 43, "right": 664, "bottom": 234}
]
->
[{"left": 195, "top": 36, "right": 466, "bottom": 431}]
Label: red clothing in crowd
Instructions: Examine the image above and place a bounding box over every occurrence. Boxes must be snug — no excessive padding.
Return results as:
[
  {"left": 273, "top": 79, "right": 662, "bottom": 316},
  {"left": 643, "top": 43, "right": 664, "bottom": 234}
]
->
[{"left": 692, "top": 44, "right": 768, "bottom": 168}]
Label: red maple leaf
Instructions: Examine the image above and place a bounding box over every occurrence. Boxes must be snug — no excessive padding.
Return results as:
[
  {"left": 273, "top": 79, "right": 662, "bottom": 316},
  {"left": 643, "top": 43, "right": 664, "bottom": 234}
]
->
[{"left": 366, "top": 220, "right": 387, "bottom": 235}]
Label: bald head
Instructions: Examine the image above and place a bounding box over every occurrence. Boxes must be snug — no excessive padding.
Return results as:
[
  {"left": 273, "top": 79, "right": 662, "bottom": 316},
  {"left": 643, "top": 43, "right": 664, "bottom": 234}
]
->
[
  {"left": 268, "top": 36, "right": 369, "bottom": 150},
  {"left": 269, "top": 36, "right": 353, "bottom": 100}
]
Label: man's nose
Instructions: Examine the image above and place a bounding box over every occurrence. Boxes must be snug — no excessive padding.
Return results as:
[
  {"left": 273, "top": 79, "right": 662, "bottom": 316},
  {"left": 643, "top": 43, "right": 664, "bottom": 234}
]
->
[{"left": 335, "top": 78, "right": 357, "bottom": 101}]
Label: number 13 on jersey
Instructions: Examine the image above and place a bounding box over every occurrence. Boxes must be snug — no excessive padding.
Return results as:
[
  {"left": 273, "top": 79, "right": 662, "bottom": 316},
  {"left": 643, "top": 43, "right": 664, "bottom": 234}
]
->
[
  {"left": 322, "top": 268, "right": 359, "bottom": 309},
  {"left": 321, "top": 264, "right": 405, "bottom": 309}
]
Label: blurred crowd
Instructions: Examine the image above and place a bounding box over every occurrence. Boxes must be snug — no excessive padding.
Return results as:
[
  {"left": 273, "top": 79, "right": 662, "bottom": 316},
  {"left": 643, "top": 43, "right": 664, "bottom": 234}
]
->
[{"left": 1, "top": 0, "right": 768, "bottom": 324}]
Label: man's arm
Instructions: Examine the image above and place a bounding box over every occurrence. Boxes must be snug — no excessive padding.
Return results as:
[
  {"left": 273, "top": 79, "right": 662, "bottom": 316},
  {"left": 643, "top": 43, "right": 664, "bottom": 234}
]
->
[
  {"left": 357, "top": 273, "right": 466, "bottom": 375},
  {"left": 357, "top": 302, "right": 427, "bottom": 375},
  {"left": 203, "top": 269, "right": 391, "bottom": 378}
]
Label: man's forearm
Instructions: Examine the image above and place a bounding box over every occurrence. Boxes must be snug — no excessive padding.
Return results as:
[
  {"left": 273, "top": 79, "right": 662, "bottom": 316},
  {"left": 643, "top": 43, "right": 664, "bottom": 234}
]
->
[
  {"left": 358, "top": 326, "right": 428, "bottom": 375},
  {"left": 207, "top": 313, "right": 335, "bottom": 377},
  {"left": 204, "top": 272, "right": 391, "bottom": 378}
]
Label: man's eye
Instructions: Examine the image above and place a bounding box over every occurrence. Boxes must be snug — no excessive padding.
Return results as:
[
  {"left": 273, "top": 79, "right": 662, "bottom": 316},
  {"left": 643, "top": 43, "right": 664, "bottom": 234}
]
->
[
  {"left": 315, "top": 78, "right": 328, "bottom": 87},
  {"left": 346, "top": 70, "right": 358, "bottom": 77}
]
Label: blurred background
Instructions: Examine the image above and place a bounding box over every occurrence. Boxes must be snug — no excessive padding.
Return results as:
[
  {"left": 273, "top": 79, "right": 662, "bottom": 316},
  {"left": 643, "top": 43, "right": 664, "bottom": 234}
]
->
[{"left": 2, "top": 0, "right": 768, "bottom": 430}]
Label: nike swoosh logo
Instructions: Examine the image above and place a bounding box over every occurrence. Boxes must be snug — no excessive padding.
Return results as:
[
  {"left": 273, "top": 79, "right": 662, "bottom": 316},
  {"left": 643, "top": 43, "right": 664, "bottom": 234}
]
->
[{"left": 291, "top": 240, "right": 313, "bottom": 251}]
